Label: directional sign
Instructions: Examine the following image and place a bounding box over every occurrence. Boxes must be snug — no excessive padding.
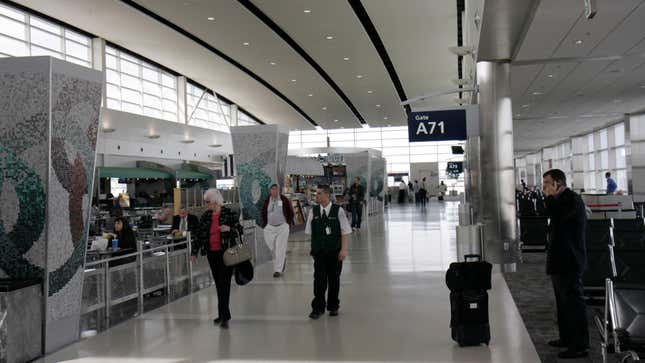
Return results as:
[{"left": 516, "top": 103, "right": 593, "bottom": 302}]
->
[{"left": 408, "top": 109, "right": 467, "bottom": 142}]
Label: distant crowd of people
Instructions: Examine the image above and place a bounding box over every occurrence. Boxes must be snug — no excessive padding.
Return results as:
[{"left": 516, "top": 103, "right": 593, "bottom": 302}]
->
[{"left": 396, "top": 178, "right": 448, "bottom": 206}]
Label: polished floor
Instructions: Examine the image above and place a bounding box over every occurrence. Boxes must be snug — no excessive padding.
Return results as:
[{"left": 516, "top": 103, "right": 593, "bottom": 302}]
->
[{"left": 38, "top": 202, "right": 540, "bottom": 363}]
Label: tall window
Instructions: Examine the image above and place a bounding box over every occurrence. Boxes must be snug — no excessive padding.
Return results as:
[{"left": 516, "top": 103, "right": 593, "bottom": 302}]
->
[
  {"left": 186, "top": 82, "right": 230, "bottom": 132},
  {"left": 0, "top": 3, "right": 91, "bottom": 67},
  {"left": 105, "top": 46, "right": 178, "bottom": 122},
  {"left": 238, "top": 110, "right": 260, "bottom": 126}
]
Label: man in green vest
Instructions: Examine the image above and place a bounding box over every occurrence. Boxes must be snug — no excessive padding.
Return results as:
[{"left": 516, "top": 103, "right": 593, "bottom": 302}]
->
[{"left": 305, "top": 184, "right": 352, "bottom": 319}]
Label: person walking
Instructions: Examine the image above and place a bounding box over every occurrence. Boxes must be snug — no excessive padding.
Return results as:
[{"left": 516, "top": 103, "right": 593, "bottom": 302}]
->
[
  {"left": 305, "top": 185, "right": 352, "bottom": 319},
  {"left": 413, "top": 180, "right": 420, "bottom": 206},
  {"left": 348, "top": 177, "right": 365, "bottom": 230},
  {"left": 191, "top": 188, "right": 241, "bottom": 329},
  {"left": 438, "top": 181, "right": 448, "bottom": 201},
  {"left": 419, "top": 177, "right": 428, "bottom": 208},
  {"left": 542, "top": 169, "right": 589, "bottom": 359},
  {"left": 262, "top": 184, "right": 295, "bottom": 278},
  {"left": 605, "top": 172, "right": 617, "bottom": 194}
]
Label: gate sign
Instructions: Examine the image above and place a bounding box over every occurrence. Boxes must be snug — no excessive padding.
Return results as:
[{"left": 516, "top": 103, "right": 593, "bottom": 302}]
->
[{"left": 408, "top": 109, "right": 467, "bottom": 142}]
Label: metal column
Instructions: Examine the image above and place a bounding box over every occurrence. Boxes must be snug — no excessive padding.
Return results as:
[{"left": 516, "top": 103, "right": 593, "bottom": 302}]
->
[{"left": 476, "top": 61, "right": 518, "bottom": 271}]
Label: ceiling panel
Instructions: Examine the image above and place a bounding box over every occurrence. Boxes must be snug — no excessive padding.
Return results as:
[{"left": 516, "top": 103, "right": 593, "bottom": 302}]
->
[
  {"left": 135, "top": 0, "right": 357, "bottom": 130},
  {"left": 15, "top": 0, "right": 315, "bottom": 130},
  {"left": 252, "top": 0, "right": 408, "bottom": 129},
  {"left": 591, "top": 2, "right": 645, "bottom": 56}
]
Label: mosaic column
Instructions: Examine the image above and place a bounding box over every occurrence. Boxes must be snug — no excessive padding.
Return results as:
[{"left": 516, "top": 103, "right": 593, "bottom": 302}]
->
[
  {"left": 0, "top": 56, "right": 102, "bottom": 353},
  {"left": 345, "top": 151, "right": 369, "bottom": 197},
  {"left": 230, "top": 125, "right": 289, "bottom": 266},
  {"left": 368, "top": 153, "right": 386, "bottom": 214}
]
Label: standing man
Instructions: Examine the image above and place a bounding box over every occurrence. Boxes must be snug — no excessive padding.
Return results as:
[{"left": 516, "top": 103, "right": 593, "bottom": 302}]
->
[
  {"left": 605, "top": 172, "right": 617, "bottom": 194},
  {"left": 305, "top": 185, "right": 352, "bottom": 319},
  {"left": 262, "top": 184, "right": 295, "bottom": 278},
  {"left": 413, "top": 180, "right": 420, "bottom": 206},
  {"left": 419, "top": 177, "right": 428, "bottom": 208},
  {"left": 348, "top": 177, "right": 365, "bottom": 230},
  {"left": 542, "top": 169, "right": 589, "bottom": 359}
]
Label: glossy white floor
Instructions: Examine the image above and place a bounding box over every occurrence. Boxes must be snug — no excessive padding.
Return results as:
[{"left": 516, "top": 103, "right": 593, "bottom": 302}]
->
[{"left": 38, "top": 202, "right": 540, "bottom": 363}]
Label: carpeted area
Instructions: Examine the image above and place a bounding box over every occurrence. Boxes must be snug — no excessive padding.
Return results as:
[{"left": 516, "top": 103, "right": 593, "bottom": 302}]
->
[{"left": 503, "top": 253, "right": 604, "bottom": 363}]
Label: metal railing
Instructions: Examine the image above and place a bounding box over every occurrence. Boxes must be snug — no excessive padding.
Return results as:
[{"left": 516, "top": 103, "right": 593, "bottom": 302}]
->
[{"left": 81, "top": 232, "right": 214, "bottom": 331}]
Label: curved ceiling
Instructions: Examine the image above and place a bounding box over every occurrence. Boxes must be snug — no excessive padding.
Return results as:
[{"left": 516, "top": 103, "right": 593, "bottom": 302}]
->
[{"left": 14, "top": 0, "right": 459, "bottom": 130}]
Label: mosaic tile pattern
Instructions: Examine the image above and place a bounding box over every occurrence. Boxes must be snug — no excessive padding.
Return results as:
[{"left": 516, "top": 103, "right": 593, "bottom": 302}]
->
[
  {"left": 345, "top": 152, "right": 369, "bottom": 198},
  {"left": 231, "top": 126, "right": 289, "bottom": 266},
  {"left": 370, "top": 157, "right": 386, "bottom": 201},
  {"left": 0, "top": 57, "right": 101, "bottom": 353},
  {"left": 0, "top": 294, "right": 6, "bottom": 363}
]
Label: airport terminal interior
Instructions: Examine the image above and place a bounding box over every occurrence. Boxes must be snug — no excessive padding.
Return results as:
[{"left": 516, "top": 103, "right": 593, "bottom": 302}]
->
[{"left": 2, "top": 0, "right": 645, "bottom": 362}]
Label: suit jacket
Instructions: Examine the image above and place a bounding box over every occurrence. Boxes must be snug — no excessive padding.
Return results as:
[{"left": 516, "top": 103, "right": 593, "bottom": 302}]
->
[
  {"left": 261, "top": 194, "right": 294, "bottom": 228},
  {"left": 545, "top": 188, "right": 588, "bottom": 275},
  {"left": 171, "top": 214, "right": 199, "bottom": 232}
]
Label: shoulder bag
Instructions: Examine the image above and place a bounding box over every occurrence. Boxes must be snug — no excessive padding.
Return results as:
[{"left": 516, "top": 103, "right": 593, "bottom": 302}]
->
[{"left": 223, "top": 229, "right": 252, "bottom": 266}]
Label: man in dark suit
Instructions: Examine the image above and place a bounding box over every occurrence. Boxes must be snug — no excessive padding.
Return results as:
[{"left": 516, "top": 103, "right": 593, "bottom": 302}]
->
[
  {"left": 542, "top": 169, "right": 589, "bottom": 359},
  {"left": 171, "top": 207, "right": 199, "bottom": 236}
]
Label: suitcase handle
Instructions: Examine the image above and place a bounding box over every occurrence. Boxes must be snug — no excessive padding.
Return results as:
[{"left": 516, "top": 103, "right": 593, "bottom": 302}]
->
[{"left": 464, "top": 254, "right": 481, "bottom": 262}]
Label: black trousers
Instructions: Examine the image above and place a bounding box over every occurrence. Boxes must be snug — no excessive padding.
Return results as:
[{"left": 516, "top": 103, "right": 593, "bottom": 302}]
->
[
  {"left": 351, "top": 202, "right": 362, "bottom": 228},
  {"left": 207, "top": 250, "right": 233, "bottom": 321},
  {"left": 551, "top": 274, "right": 589, "bottom": 350},
  {"left": 312, "top": 251, "right": 343, "bottom": 312}
]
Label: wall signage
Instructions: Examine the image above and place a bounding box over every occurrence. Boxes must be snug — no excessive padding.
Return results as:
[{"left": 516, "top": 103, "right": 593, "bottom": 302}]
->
[{"left": 408, "top": 109, "right": 467, "bottom": 142}]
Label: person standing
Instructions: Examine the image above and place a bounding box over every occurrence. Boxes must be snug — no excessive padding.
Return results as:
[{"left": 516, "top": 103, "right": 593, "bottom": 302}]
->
[
  {"left": 542, "top": 169, "right": 589, "bottom": 359},
  {"left": 438, "top": 181, "right": 448, "bottom": 201},
  {"left": 605, "top": 172, "right": 617, "bottom": 194},
  {"left": 171, "top": 207, "right": 199, "bottom": 236},
  {"left": 305, "top": 185, "right": 352, "bottom": 319},
  {"left": 348, "top": 177, "right": 365, "bottom": 230},
  {"left": 262, "top": 184, "right": 295, "bottom": 278},
  {"left": 419, "top": 177, "right": 428, "bottom": 207},
  {"left": 191, "top": 188, "right": 241, "bottom": 329}
]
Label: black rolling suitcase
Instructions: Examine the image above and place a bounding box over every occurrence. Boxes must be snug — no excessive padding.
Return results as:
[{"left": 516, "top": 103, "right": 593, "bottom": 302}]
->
[{"left": 446, "top": 254, "right": 492, "bottom": 347}]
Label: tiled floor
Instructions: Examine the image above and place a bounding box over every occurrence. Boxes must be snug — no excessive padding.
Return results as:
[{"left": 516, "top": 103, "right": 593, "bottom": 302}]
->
[{"left": 37, "top": 202, "right": 540, "bottom": 363}]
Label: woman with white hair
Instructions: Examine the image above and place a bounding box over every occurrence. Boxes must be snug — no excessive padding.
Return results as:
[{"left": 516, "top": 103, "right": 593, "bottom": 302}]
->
[{"left": 191, "top": 188, "right": 241, "bottom": 329}]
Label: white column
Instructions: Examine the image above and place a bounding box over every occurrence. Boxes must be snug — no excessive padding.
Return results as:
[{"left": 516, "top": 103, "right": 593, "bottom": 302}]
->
[
  {"left": 177, "top": 76, "right": 187, "bottom": 124},
  {"left": 629, "top": 114, "right": 645, "bottom": 202},
  {"left": 571, "top": 136, "right": 586, "bottom": 192}
]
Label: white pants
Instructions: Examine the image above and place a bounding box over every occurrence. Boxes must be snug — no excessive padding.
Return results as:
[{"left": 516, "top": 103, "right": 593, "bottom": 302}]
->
[{"left": 264, "top": 223, "right": 290, "bottom": 273}]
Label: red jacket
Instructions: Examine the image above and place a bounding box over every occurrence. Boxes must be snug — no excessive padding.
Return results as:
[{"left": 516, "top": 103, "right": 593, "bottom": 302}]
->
[{"left": 261, "top": 194, "right": 295, "bottom": 228}]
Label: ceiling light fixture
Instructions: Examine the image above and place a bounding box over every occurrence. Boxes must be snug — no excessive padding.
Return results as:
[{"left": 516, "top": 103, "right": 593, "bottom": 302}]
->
[
  {"left": 640, "top": 85, "right": 645, "bottom": 88},
  {"left": 147, "top": 134, "right": 160, "bottom": 139},
  {"left": 376, "top": 104, "right": 381, "bottom": 108},
  {"left": 343, "top": 57, "right": 350, "bottom": 61},
  {"left": 521, "top": 104, "right": 529, "bottom": 108},
  {"left": 269, "top": 61, "right": 276, "bottom": 66},
  {"left": 334, "top": 119, "right": 338, "bottom": 122},
  {"left": 532, "top": 91, "right": 543, "bottom": 95},
  {"left": 308, "top": 93, "right": 313, "bottom": 97},
  {"left": 356, "top": 75, "right": 363, "bottom": 79},
  {"left": 304, "top": 9, "right": 311, "bottom": 13},
  {"left": 208, "top": 144, "right": 222, "bottom": 148},
  {"left": 325, "top": 35, "right": 334, "bottom": 40},
  {"left": 322, "top": 106, "right": 327, "bottom": 110},
  {"left": 291, "top": 79, "right": 296, "bottom": 82},
  {"left": 575, "top": 39, "right": 583, "bottom": 45},
  {"left": 547, "top": 74, "right": 553, "bottom": 78},
  {"left": 367, "top": 90, "right": 373, "bottom": 94},
  {"left": 101, "top": 127, "right": 115, "bottom": 133},
  {"left": 207, "top": 17, "right": 215, "bottom": 21},
  {"left": 243, "top": 42, "right": 250, "bottom": 46},
  {"left": 383, "top": 116, "right": 389, "bottom": 120},
  {"left": 180, "top": 139, "right": 195, "bottom": 144}
]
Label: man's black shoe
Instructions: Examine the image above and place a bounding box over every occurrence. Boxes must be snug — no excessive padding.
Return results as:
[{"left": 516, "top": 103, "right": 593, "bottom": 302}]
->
[
  {"left": 220, "top": 320, "right": 229, "bottom": 329},
  {"left": 329, "top": 310, "right": 339, "bottom": 317},
  {"left": 309, "top": 311, "right": 323, "bottom": 320},
  {"left": 557, "top": 349, "right": 588, "bottom": 359},
  {"left": 273, "top": 272, "right": 281, "bottom": 278},
  {"left": 547, "top": 339, "right": 567, "bottom": 348},
  {"left": 213, "top": 317, "right": 222, "bottom": 324}
]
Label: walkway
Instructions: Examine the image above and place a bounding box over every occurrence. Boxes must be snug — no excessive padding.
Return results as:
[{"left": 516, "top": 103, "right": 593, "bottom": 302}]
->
[{"left": 38, "top": 202, "right": 540, "bottom": 363}]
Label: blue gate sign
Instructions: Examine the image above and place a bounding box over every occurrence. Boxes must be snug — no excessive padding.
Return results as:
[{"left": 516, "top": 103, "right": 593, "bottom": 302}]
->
[{"left": 408, "top": 109, "right": 467, "bottom": 142}]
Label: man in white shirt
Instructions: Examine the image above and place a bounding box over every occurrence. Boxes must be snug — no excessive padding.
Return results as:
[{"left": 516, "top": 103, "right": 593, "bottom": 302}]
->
[{"left": 305, "top": 185, "right": 352, "bottom": 319}]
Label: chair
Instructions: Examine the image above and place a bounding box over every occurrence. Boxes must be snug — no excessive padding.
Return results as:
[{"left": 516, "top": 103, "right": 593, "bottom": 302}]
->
[
  {"left": 584, "top": 220, "right": 614, "bottom": 294},
  {"left": 519, "top": 216, "right": 548, "bottom": 250},
  {"left": 596, "top": 279, "right": 645, "bottom": 362},
  {"left": 612, "top": 219, "right": 645, "bottom": 285}
]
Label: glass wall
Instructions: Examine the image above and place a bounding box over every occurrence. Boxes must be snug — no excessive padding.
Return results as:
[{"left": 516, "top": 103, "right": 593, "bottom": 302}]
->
[
  {"left": 0, "top": 3, "right": 92, "bottom": 67},
  {"left": 238, "top": 110, "right": 259, "bottom": 126},
  {"left": 289, "top": 127, "right": 466, "bottom": 193},
  {"left": 105, "top": 46, "right": 178, "bottom": 122},
  {"left": 186, "top": 82, "right": 230, "bottom": 132}
]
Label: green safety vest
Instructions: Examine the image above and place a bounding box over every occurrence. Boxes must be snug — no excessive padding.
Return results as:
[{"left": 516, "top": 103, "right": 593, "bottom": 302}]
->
[{"left": 311, "top": 204, "right": 342, "bottom": 255}]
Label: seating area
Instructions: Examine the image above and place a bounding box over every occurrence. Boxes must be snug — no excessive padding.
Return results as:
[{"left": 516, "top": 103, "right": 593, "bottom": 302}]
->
[{"left": 589, "top": 218, "right": 645, "bottom": 362}]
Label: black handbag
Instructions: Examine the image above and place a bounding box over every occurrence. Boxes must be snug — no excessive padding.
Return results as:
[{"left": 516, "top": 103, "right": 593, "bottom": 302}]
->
[
  {"left": 445, "top": 254, "right": 492, "bottom": 291},
  {"left": 234, "top": 260, "right": 254, "bottom": 286}
]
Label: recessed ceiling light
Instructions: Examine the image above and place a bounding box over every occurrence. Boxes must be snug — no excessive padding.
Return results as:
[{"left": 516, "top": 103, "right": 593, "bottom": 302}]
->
[
  {"left": 291, "top": 79, "right": 296, "bottom": 82},
  {"left": 334, "top": 119, "right": 338, "bottom": 122},
  {"left": 207, "top": 17, "right": 215, "bottom": 21},
  {"left": 269, "top": 61, "right": 276, "bottom": 66},
  {"left": 325, "top": 35, "right": 334, "bottom": 40},
  {"left": 532, "top": 91, "right": 543, "bottom": 95},
  {"left": 575, "top": 39, "right": 583, "bottom": 45},
  {"left": 308, "top": 93, "right": 313, "bottom": 97},
  {"left": 322, "top": 106, "right": 327, "bottom": 110},
  {"left": 547, "top": 74, "right": 553, "bottom": 78},
  {"left": 243, "top": 42, "right": 250, "bottom": 46},
  {"left": 515, "top": 114, "right": 521, "bottom": 117},
  {"left": 640, "top": 85, "right": 645, "bottom": 88},
  {"left": 376, "top": 104, "right": 381, "bottom": 108},
  {"left": 180, "top": 139, "right": 195, "bottom": 144},
  {"left": 383, "top": 116, "right": 388, "bottom": 120},
  {"left": 147, "top": 134, "right": 160, "bottom": 139},
  {"left": 304, "top": 9, "right": 311, "bottom": 13},
  {"left": 208, "top": 144, "right": 222, "bottom": 148},
  {"left": 343, "top": 57, "right": 350, "bottom": 61},
  {"left": 521, "top": 104, "right": 529, "bottom": 108},
  {"left": 356, "top": 74, "right": 363, "bottom": 79},
  {"left": 367, "top": 90, "right": 373, "bottom": 94}
]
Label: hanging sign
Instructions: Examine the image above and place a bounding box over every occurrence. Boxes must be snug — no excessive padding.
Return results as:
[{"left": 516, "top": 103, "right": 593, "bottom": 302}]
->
[{"left": 408, "top": 109, "right": 467, "bottom": 142}]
